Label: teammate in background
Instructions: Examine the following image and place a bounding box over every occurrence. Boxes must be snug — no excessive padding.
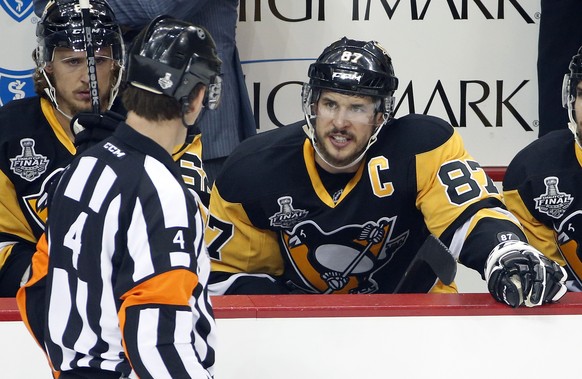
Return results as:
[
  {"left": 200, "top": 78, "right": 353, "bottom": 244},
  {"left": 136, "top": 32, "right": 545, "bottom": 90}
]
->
[
  {"left": 503, "top": 45, "right": 582, "bottom": 293},
  {"left": 537, "top": 0, "right": 582, "bottom": 136},
  {"left": 205, "top": 37, "right": 567, "bottom": 308},
  {"left": 0, "top": 0, "right": 124, "bottom": 296},
  {"left": 34, "top": 0, "right": 257, "bottom": 185},
  {"left": 21, "top": 16, "right": 220, "bottom": 378}
]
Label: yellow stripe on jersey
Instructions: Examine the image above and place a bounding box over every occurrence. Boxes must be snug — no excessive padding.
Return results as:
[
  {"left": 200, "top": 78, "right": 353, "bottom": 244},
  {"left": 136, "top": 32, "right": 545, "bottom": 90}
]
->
[
  {"left": 303, "top": 140, "right": 365, "bottom": 208},
  {"left": 207, "top": 186, "right": 284, "bottom": 275},
  {"left": 40, "top": 98, "right": 76, "bottom": 154},
  {"left": 0, "top": 244, "right": 14, "bottom": 272},
  {"left": 503, "top": 188, "right": 564, "bottom": 265},
  {"left": 0, "top": 168, "right": 36, "bottom": 244},
  {"left": 415, "top": 130, "right": 504, "bottom": 237}
]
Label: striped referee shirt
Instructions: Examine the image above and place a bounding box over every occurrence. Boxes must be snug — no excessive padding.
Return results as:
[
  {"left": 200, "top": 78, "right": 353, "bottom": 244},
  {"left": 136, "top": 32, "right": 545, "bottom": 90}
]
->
[{"left": 44, "top": 123, "right": 216, "bottom": 378}]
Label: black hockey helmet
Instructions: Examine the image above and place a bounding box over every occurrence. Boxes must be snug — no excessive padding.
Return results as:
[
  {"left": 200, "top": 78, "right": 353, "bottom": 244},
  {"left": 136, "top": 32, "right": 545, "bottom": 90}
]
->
[
  {"left": 307, "top": 37, "right": 398, "bottom": 98},
  {"left": 302, "top": 37, "right": 398, "bottom": 122},
  {"left": 562, "top": 45, "right": 582, "bottom": 127},
  {"left": 301, "top": 37, "right": 399, "bottom": 170},
  {"left": 36, "top": 0, "right": 124, "bottom": 65},
  {"left": 126, "top": 15, "right": 223, "bottom": 110}
]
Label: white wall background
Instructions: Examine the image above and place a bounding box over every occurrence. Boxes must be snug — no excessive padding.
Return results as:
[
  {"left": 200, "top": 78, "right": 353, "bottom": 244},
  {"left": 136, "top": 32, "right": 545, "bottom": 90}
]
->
[
  {"left": 236, "top": 0, "right": 541, "bottom": 166},
  {"left": 5, "top": 312, "right": 582, "bottom": 378}
]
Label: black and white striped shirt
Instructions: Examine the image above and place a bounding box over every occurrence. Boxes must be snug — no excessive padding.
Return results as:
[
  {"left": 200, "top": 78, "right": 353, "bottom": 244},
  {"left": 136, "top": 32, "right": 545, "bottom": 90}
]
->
[{"left": 44, "top": 123, "right": 216, "bottom": 378}]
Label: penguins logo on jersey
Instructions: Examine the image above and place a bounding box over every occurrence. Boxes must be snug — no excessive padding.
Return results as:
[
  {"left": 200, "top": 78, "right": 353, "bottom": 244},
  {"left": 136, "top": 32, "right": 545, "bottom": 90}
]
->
[
  {"left": 281, "top": 216, "right": 408, "bottom": 294},
  {"left": 10, "top": 138, "right": 49, "bottom": 182},
  {"left": 23, "top": 167, "right": 65, "bottom": 231},
  {"left": 534, "top": 176, "right": 574, "bottom": 219}
]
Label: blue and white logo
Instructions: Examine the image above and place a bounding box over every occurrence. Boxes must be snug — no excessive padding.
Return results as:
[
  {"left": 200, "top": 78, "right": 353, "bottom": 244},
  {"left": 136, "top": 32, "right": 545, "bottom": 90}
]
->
[
  {"left": 0, "top": 0, "right": 34, "bottom": 22},
  {"left": 0, "top": 67, "right": 35, "bottom": 106}
]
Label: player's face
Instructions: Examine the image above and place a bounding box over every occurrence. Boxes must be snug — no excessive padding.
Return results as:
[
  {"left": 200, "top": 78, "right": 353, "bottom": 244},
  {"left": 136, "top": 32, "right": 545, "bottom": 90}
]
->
[
  {"left": 45, "top": 47, "right": 115, "bottom": 116},
  {"left": 575, "top": 81, "right": 582, "bottom": 136},
  {"left": 314, "top": 90, "right": 382, "bottom": 172}
]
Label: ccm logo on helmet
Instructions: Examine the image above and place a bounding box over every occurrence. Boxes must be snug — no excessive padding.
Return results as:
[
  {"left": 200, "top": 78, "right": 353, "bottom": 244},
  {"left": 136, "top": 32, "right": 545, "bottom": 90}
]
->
[
  {"left": 103, "top": 142, "right": 125, "bottom": 158},
  {"left": 332, "top": 71, "right": 362, "bottom": 82}
]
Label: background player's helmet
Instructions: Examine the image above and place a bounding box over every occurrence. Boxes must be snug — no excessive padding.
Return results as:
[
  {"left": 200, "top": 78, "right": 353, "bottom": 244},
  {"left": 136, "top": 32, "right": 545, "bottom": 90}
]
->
[
  {"left": 301, "top": 37, "right": 399, "bottom": 169},
  {"left": 126, "top": 16, "right": 222, "bottom": 110},
  {"left": 562, "top": 45, "right": 582, "bottom": 140},
  {"left": 36, "top": 0, "right": 124, "bottom": 65},
  {"left": 35, "top": 0, "right": 125, "bottom": 111}
]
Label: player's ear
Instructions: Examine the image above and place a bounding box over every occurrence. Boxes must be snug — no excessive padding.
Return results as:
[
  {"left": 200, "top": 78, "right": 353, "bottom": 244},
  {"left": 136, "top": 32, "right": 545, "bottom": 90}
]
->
[{"left": 188, "top": 86, "right": 206, "bottom": 114}]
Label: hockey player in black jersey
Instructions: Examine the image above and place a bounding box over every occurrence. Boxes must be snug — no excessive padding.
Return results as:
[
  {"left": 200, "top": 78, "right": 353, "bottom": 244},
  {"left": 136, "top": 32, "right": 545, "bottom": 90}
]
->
[
  {"left": 20, "top": 16, "right": 221, "bottom": 378},
  {"left": 0, "top": 0, "right": 125, "bottom": 297},
  {"left": 206, "top": 37, "right": 567, "bottom": 308},
  {"left": 503, "top": 45, "right": 582, "bottom": 293}
]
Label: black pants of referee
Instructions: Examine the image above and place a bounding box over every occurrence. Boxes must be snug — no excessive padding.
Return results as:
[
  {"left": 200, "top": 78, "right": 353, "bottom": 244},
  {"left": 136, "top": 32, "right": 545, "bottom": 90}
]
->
[{"left": 59, "top": 367, "right": 127, "bottom": 379}]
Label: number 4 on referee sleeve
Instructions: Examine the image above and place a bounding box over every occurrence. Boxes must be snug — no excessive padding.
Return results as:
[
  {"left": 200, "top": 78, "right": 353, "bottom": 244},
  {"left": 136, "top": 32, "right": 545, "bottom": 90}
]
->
[
  {"left": 63, "top": 212, "right": 88, "bottom": 270},
  {"left": 173, "top": 230, "right": 185, "bottom": 250}
]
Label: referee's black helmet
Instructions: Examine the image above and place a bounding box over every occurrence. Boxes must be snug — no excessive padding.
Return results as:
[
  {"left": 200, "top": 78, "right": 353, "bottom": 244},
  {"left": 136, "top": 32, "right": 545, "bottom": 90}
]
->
[{"left": 126, "top": 16, "right": 223, "bottom": 110}]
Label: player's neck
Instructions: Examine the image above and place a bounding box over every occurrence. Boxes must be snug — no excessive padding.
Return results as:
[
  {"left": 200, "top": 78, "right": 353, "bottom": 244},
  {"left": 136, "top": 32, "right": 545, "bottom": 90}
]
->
[
  {"left": 126, "top": 112, "right": 186, "bottom": 155},
  {"left": 53, "top": 106, "right": 75, "bottom": 142}
]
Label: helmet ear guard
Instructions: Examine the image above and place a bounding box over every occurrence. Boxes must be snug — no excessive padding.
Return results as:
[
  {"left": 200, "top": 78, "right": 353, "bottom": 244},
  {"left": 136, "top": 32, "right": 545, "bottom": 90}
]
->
[{"left": 203, "top": 74, "right": 222, "bottom": 110}]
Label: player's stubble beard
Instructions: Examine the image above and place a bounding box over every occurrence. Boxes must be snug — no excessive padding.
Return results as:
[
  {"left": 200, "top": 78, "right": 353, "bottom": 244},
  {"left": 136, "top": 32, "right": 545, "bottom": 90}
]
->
[{"left": 315, "top": 127, "right": 369, "bottom": 169}]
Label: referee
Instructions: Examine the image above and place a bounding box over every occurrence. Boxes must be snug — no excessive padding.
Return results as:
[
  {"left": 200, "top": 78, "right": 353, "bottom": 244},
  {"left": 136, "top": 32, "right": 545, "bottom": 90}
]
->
[{"left": 41, "top": 17, "right": 222, "bottom": 378}]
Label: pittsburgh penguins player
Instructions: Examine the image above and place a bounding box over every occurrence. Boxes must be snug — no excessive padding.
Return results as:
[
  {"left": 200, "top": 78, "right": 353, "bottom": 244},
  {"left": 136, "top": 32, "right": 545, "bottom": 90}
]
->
[
  {"left": 206, "top": 37, "right": 567, "bottom": 308},
  {"left": 503, "top": 45, "right": 582, "bottom": 293},
  {"left": 0, "top": 0, "right": 125, "bottom": 297}
]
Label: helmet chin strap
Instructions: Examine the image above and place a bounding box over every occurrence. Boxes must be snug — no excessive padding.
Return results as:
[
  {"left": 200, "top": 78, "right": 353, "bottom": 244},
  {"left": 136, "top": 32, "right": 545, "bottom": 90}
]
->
[
  {"left": 568, "top": 121, "right": 582, "bottom": 148},
  {"left": 42, "top": 70, "right": 73, "bottom": 121},
  {"left": 173, "top": 102, "right": 205, "bottom": 156},
  {"left": 303, "top": 115, "right": 387, "bottom": 171},
  {"left": 566, "top": 100, "right": 582, "bottom": 148}
]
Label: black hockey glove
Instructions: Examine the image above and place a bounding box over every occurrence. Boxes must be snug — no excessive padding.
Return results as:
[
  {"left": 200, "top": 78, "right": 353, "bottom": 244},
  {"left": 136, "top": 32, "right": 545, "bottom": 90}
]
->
[
  {"left": 485, "top": 241, "right": 567, "bottom": 308},
  {"left": 70, "top": 111, "right": 125, "bottom": 154}
]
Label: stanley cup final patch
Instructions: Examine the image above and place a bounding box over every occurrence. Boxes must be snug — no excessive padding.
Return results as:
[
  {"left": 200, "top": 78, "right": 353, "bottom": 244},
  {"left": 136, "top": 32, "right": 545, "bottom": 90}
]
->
[
  {"left": 534, "top": 176, "right": 574, "bottom": 219},
  {"left": 9, "top": 138, "right": 49, "bottom": 182}
]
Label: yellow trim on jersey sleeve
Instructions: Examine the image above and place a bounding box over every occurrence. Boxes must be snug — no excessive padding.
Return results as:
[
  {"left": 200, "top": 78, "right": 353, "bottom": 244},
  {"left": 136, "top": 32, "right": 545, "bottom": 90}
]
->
[
  {"left": 0, "top": 244, "right": 14, "bottom": 271},
  {"left": 0, "top": 168, "right": 36, "bottom": 244},
  {"left": 575, "top": 139, "right": 582, "bottom": 166},
  {"left": 207, "top": 186, "right": 285, "bottom": 275},
  {"left": 415, "top": 130, "right": 504, "bottom": 237},
  {"left": 503, "top": 188, "right": 564, "bottom": 265},
  {"left": 40, "top": 98, "right": 76, "bottom": 155}
]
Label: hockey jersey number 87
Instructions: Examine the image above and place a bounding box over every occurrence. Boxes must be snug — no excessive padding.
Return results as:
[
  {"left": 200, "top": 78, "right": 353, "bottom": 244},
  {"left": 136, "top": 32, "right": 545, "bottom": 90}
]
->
[{"left": 206, "top": 115, "right": 526, "bottom": 295}]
